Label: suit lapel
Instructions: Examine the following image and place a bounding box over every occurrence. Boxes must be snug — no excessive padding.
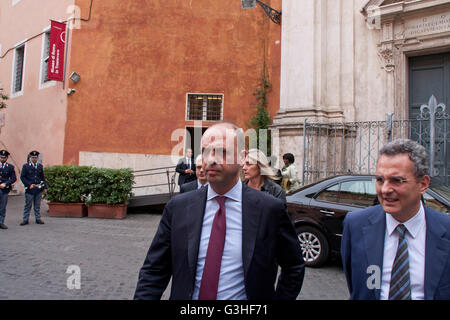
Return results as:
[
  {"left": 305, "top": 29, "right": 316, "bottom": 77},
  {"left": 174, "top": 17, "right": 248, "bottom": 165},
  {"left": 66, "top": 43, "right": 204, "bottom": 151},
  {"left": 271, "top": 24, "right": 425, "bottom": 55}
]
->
[
  {"left": 424, "top": 207, "right": 450, "bottom": 300},
  {"left": 185, "top": 184, "right": 264, "bottom": 287},
  {"left": 186, "top": 186, "right": 208, "bottom": 279},
  {"left": 241, "top": 184, "right": 262, "bottom": 279},
  {"left": 362, "top": 206, "right": 386, "bottom": 300}
]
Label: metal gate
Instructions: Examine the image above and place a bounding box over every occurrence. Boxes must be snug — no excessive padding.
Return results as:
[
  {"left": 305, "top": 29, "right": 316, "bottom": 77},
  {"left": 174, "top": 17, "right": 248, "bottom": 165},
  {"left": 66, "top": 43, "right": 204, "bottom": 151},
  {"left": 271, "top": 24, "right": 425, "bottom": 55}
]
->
[{"left": 302, "top": 96, "right": 449, "bottom": 187}]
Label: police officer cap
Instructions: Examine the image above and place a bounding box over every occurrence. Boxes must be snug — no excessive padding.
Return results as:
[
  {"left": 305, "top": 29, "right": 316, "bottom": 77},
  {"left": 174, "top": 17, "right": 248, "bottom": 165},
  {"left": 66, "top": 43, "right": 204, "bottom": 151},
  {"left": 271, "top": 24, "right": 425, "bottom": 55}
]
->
[
  {"left": 29, "top": 150, "right": 40, "bottom": 157},
  {"left": 0, "top": 150, "right": 10, "bottom": 158}
]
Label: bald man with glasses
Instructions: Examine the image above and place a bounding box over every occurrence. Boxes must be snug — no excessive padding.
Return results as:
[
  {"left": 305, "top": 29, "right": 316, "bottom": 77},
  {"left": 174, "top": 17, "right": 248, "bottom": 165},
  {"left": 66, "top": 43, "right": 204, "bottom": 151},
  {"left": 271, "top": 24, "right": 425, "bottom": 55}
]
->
[
  {"left": 135, "top": 122, "right": 305, "bottom": 300},
  {"left": 180, "top": 155, "right": 208, "bottom": 193}
]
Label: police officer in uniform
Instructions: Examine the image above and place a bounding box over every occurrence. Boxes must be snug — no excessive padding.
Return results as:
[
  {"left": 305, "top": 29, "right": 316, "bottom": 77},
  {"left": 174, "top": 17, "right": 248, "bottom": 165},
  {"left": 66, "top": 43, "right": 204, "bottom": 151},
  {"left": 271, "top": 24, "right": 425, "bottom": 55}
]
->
[
  {"left": 20, "top": 151, "right": 47, "bottom": 225},
  {"left": 0, "top": 150, "right": 17, "bottom": 229}
]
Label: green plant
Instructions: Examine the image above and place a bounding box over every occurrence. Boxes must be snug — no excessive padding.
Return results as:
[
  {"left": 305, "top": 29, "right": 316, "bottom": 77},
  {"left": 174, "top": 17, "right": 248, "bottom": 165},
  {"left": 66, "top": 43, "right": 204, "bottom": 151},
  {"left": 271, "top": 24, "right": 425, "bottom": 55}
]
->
[
  {"left": 0, "top": 88, "right": 8, "bottom": 109},
  {"left": 44, "top": 165, "right": 134, "bottom": 205},
  {"left": 44, "top": 165, "right": 92, "bottom": 203},
  {"left": 248, "top": 65, "right": 272, "bottom": 154},
  {"left": 85, "top": 167, "right": 134, "bottom": 205}
]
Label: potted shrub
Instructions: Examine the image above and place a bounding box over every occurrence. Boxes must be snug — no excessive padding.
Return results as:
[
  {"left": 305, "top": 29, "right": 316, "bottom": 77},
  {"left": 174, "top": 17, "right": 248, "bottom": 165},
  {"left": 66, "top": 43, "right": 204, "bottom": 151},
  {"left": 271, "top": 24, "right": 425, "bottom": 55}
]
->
[
  {"left": 44, "top": 165, "right": 91, "bottom": 218},
  {"left": 85, "top": 167, "right": 134, "bottom": 219}
]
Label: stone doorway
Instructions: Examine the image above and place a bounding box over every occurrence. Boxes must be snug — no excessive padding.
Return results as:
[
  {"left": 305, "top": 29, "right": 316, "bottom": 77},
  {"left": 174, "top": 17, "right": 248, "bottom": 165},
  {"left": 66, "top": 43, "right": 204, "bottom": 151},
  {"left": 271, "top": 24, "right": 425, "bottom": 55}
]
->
[{"left": 409, "top": 52, "right": 450, "bottom": 119}]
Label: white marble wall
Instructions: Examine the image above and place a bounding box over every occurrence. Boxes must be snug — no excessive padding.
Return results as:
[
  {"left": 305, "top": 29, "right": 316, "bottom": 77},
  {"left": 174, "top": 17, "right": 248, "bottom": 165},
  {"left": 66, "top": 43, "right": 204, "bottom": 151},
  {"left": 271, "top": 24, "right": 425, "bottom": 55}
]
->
[
  {"left": 79, "top": 151, "right": 179, "bottom": 196},
  {"left": 272, "top": 0, "right": 395, "bottom": 179},
  {"left": 278, "top": 0, "right": 388, "bottom": 122}
]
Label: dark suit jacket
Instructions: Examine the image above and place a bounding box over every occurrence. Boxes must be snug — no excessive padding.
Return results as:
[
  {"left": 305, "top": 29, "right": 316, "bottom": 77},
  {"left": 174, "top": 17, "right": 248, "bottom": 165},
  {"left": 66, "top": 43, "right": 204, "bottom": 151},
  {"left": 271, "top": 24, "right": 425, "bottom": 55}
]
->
[
  {"left": 134, "top": 184, "right": 305, "bottom": 300},
  {"left": 341, "top": 204, "right": 450, "bottom": 300},
  {"left": 244, "top": 179, "right": 286, "bottom": 204},
  {"left": 0, "top": 163, "right": 17, "bottom": 194},
  {"left": 175, "top": 157, "right": 196, "bottom": 186},
  {"left": 180, "top": 180, "right": 200, "bottom": 193},
  {"left": 20, "top": 163, "right": 47, "bottom": 195}
]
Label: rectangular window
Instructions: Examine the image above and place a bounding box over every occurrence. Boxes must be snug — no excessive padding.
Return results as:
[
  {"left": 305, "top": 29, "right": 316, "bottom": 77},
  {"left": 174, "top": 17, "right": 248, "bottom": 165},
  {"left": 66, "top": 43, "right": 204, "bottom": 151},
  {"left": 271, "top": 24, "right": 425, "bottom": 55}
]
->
[
  {"left": 41, "top": 31, "right": 50, "bottom": 84},
  {"left": 12, "top": 45, "right": 25, "bottom": 93},
  {"left": 187, "top": 94, "right": 223, "bottom": 121}
]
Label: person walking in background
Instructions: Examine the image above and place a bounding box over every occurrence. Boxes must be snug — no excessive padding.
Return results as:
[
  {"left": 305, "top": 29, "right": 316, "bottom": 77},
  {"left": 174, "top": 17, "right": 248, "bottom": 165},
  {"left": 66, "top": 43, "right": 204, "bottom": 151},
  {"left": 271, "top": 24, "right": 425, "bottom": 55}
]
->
[
  {"left": 180, "top": 154, "right": 208, "bottom": 193},
  {"left": 134, "top": 121, "right": 305, "bottom": 300},
  {"left": 281, "top": 153, "right": 301, "bottom": 192},
  {"left": 175, "top": 148, "right": 196, "bottom": 187},
  {"left": 242, "top": 149, "right": 286, "bottom": 203},
  {"left": 341, "top": 139, "right": 450, "bottom": 300},
  {"left": 20, "top": 151, "right": 47, "bottom": 226},
  {"left": 0, "top": 150, "right": 17, "bottom": 229}
]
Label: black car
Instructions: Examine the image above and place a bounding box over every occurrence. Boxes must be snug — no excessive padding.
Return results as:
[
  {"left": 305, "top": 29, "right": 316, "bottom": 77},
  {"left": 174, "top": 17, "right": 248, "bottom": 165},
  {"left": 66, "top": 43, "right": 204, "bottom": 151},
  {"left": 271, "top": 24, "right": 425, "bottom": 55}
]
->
[{"left": 287, "top": 175, "right": 450, "bottom": 267}]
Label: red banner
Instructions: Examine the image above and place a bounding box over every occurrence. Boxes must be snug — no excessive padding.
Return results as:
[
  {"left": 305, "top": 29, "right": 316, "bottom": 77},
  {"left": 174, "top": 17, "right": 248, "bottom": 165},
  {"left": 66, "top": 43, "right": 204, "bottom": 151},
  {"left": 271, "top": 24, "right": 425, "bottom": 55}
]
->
[{"left": 48, "top": 20, "right": 66, "bottom": 81}]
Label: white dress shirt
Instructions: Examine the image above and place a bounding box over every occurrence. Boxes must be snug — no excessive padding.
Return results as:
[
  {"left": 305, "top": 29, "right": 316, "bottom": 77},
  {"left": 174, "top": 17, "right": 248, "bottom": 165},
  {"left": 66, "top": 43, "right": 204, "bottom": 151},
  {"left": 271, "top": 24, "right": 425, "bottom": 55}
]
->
[
  {"left": 186, "top": 157, "right": 191, "bottom": 169},
  {"left": 380, "top": 202, "right": 426, "bottom": 300},
  {"left": 197, "top": 181, "right": 208, "bottom": 189},
  {"left": 192, "top": 179, "right": 247, "bottom": 300}
]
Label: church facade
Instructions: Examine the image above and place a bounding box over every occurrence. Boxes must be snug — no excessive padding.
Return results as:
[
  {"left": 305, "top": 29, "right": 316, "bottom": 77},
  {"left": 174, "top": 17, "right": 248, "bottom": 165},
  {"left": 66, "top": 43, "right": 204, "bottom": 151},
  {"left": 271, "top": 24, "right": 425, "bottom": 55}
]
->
[{"left": 271, "top": 0, "right": 450, "bottom": 183}]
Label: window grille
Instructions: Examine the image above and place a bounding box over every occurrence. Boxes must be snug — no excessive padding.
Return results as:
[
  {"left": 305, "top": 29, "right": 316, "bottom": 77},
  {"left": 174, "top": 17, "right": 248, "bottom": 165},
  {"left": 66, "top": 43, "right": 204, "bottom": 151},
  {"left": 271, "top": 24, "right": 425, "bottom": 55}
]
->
[{"left": 187, "top": 94, "right": 223, "bottom": 121}]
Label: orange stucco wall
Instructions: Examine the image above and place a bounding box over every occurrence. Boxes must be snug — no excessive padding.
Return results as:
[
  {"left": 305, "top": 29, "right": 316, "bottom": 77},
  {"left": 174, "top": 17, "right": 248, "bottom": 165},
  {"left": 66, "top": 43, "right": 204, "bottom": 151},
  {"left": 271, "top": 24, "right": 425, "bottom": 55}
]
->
[{"left": 64, "top": 0, "right": 281, "bottom": 164}]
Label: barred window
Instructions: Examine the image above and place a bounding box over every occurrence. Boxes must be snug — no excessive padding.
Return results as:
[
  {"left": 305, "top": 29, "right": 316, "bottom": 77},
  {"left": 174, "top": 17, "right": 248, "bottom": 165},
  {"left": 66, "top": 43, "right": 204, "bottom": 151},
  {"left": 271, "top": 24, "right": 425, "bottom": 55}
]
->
[
  {"left": 187, "top": 94, "right": 223, "bottom": 121},
  {"left": 12, "top": 45, "right": 25, "bottom": 93}
]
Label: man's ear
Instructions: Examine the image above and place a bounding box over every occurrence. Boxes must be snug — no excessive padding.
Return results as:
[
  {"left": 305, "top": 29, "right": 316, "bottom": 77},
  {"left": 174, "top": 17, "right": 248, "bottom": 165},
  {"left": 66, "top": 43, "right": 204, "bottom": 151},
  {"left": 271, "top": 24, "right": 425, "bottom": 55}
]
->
[{"left": 419, "top": 175, "right": 430, "bottom": 195}]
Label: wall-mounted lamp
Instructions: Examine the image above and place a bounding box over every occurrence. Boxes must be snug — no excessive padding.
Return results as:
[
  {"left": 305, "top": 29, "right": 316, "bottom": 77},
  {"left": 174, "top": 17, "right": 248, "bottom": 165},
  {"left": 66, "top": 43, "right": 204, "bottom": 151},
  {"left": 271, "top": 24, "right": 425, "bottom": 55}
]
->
[
  {"left": 241, "top": 0, "right": 281, "bottom": 25},
  {"left": 67, "top": 88, "right": 76, "bottom": 96},
  {"left": 69, "top": 72, "right": 81, "bottom": 83}
]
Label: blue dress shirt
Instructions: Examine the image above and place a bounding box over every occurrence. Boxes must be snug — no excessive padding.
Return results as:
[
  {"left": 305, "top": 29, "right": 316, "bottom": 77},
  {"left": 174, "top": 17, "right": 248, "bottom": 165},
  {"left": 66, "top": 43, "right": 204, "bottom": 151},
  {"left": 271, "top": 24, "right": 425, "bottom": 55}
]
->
[{"left": 192, "top": 179, "right": 247, "bottom": 300}]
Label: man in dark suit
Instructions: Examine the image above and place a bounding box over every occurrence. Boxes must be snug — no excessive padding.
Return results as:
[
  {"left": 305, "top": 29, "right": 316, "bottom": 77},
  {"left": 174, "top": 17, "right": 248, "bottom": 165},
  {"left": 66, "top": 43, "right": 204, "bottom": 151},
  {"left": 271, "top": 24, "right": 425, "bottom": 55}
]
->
[
  {"left": 175, "top": 148, "right": 196, "bottom": 186},
  {"left": 341, "top": 139, "right": 450, "bottom": 300},
  {"left": 180, "top": 155, "right": 208, "bottom": 193},
  {"left": 135, "top": 122, "right": 305, "bottom": 300},
  {"left": 20, "top": 150, "right": 47, "bottom": 225},
  {"left": 0, "top": 150, "right": 17, "bottom": 229}
]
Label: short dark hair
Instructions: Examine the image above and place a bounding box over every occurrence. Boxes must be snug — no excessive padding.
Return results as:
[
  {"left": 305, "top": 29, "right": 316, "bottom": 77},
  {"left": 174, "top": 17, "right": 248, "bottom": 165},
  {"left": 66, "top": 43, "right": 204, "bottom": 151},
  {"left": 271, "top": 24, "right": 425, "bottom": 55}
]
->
[
  {"left": 379, "top": 139, "right": 429, "bottom": 178},
  {"left": 283, "top": 153, "right": 295, "bottom": 164}
]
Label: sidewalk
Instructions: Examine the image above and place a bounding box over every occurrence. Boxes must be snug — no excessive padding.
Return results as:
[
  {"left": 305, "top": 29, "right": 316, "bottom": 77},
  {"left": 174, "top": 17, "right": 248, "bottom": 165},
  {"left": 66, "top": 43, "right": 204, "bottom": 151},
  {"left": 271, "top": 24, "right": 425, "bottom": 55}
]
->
[
  {"left": 0, "top": 195, "right": 164, "bottom": 299},
  {"left": 0, "top": 195, "right": 348, "bottom": 300}
]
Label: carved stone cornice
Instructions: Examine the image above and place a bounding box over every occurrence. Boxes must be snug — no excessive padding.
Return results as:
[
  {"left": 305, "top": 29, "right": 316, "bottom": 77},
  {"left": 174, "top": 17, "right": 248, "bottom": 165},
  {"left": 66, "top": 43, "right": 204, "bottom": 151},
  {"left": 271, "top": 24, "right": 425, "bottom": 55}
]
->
[
  {"left": 363, "top": 0, "right": 450, "bottom": 72},
  {"left": 362, "top": 0, "right": 450, "bottom": 21}
]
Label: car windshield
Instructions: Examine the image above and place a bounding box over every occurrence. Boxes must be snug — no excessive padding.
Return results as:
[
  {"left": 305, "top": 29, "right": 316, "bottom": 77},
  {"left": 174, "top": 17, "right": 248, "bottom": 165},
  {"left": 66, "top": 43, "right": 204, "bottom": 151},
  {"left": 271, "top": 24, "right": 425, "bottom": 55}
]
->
[{"left": 429, "top": 182, "right": 450, "bottom": 201}]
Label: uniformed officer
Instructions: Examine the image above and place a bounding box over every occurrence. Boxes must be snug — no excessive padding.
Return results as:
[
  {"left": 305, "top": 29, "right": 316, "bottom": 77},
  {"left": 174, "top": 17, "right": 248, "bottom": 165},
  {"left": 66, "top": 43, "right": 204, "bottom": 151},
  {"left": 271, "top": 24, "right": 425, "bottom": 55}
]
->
[
  {"left": 0, "top": 150, "right": 17, "bottom": 229},
  {"left": 20, "top": 151, "right": 47, "bottom": 225}
]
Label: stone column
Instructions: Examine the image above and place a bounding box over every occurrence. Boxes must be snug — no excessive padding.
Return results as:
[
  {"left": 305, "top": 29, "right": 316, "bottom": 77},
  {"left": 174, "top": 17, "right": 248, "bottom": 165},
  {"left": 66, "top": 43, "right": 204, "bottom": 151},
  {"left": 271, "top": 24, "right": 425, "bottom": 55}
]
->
[
  {"left": 271, "top": 0, "right": 354, "bottom": 175},
  {"left": 279, "top": 0, "right": 316, "bottom": 113}
]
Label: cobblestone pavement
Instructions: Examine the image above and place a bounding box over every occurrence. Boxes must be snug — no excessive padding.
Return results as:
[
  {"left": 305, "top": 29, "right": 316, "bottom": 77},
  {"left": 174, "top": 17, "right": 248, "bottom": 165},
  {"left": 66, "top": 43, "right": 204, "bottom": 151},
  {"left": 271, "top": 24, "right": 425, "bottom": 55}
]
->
[{"left": 0, "top": 195, "right": 348, "bottom": 300}]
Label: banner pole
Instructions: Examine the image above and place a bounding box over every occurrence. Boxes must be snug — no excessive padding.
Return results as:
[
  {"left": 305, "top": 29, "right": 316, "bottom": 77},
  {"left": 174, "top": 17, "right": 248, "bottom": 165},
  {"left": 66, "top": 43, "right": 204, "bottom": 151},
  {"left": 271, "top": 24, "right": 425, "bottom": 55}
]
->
[{"left": 62, "top": 22, "right": 70, "bottom": 90}]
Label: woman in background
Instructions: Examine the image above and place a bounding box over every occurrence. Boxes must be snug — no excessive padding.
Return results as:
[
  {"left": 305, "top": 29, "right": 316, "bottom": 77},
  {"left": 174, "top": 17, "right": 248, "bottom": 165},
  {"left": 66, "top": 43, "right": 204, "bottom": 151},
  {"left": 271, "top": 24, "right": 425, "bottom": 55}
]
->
[
  {"left": 281, "top": 153, "right": 301, "bottom": 192},
  {"left": 242, "top": 149, "right": 286, "bottom": 203}
]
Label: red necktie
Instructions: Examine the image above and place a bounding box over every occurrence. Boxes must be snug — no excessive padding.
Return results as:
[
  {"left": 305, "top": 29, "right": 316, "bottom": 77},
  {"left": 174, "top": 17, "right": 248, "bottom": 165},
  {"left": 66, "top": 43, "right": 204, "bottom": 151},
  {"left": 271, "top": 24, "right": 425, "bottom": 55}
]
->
[{"left": 198, "top": 196, "right": 227, "bottom": 300}]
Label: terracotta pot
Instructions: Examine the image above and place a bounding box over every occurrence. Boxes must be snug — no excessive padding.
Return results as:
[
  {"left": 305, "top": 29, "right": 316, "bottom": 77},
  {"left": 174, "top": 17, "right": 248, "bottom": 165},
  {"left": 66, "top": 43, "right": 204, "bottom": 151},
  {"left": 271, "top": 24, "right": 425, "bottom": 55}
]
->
[
  {"left": 48, "top": 202, "right": 87, "bottom": 218},
  {"left": 87, "top": 204, "right": 127, "bottom": 219}
]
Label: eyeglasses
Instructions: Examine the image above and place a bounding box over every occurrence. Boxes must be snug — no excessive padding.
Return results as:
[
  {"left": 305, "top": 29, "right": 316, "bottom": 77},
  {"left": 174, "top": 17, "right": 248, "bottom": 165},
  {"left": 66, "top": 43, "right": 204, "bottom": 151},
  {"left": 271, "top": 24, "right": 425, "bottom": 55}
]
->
[{"left": 375, "top": 176, "right": 409, "bottom": 187}]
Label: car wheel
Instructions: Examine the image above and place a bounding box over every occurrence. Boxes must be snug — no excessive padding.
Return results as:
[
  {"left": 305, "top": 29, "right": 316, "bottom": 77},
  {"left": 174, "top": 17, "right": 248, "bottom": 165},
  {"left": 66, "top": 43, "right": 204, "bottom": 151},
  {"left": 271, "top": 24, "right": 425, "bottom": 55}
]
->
[{"left": 296, "top": 225, "right": 329, "bottom": 268}]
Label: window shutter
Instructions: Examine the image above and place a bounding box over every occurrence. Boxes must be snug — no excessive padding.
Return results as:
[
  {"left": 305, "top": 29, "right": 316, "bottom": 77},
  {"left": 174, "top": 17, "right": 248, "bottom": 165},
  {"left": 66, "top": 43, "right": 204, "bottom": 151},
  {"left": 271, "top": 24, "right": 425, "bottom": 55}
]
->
[
  {"left": 13, "top": 46, "right": 25, "bottom": 92},
  {"left": 42, "top": 32, "right": 50, "bottom": 83}
]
